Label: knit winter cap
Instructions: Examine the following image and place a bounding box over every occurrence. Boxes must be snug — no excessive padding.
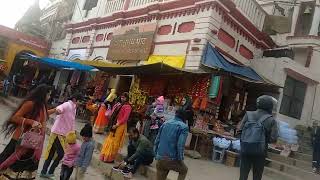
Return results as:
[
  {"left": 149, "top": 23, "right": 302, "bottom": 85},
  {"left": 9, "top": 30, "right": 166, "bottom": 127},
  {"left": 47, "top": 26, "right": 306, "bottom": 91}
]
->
[
  {"left": 80, "top": 123, "right": 93, "bottom": 138},
  {"left": 156, "top": 96, "right": 164, "bottom": 105},
  {"left": 66, "top": 131, "right": 77, "bottom": 144},
  {"left": 256, "top": 95, "right": 274, "bottom": 113}
]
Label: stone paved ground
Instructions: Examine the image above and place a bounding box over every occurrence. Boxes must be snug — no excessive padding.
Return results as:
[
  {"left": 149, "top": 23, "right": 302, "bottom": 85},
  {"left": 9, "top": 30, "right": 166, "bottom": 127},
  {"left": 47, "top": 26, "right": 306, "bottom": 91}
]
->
[
  {"left": 0, "top": 101, "right": 275, "bottom": 180},
  {"left": 0, "top": 104, "right": 106, "bottom": 180}
]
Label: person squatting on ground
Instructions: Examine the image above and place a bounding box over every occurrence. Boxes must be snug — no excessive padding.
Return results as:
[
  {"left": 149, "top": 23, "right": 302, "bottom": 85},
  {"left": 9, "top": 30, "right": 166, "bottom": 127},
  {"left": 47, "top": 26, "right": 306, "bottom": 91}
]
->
[
  {"left": 41, "top": 94, "right": 80, "bottom": 178},
  {"left": 113, "top": 127, "right": 154, "bottom": 179},
  {"left": 60, "top": 132, "right": 80, "bottom": 180},
  {"left": 75, "top": 124, "right": 95, "bottom": 180},
  {"left": 154, "top": 109, "right": 189, "bottom": 180},
  {"left": 239, "top": 95, "right": 278, "bottom": 180},
  {"left": 0, "top": 84, "right": 55, "bottom": 180}
]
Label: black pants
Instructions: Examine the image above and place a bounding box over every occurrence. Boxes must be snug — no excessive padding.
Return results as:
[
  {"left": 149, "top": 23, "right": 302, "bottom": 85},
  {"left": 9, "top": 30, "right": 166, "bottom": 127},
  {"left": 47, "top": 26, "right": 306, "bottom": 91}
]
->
[
  {"left": 125, "top": 142, "right": 154, "bottom": 174},
  {"left": 41, "top": 137, "right": 65, "bottom": 175},
  {"left": 239, "top": 155, "right": 265, "bottom": 180},
  {"left": 313, "top": 142, "right": 320, "bottom": 168},
  {"left": 60, "top": 164, "right": 74, "bottom": 180}
]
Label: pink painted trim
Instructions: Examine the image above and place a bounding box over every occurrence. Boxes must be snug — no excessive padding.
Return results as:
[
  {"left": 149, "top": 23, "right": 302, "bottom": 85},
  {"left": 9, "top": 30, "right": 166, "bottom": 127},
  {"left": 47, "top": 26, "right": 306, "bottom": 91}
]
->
[{"left": 65, "top": 0, "right": 273, "bottom": 49}]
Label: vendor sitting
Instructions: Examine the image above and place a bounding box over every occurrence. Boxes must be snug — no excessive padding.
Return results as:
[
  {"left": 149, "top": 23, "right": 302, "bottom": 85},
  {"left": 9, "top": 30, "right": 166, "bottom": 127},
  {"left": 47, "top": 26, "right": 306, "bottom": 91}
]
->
[{"left": 113, "top": 128, "right": 154, "bottom": 178}]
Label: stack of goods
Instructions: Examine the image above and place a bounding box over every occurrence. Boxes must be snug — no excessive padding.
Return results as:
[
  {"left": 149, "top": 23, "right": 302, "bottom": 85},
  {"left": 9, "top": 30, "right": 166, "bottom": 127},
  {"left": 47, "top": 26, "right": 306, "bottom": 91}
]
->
[
  {"left": 93, "top": 73, "right": 108, "bottom": 99},
  {"left": 278, "top": 120, "right": 298, "bottom": 145},
  {"left": 194, "top": 114, "right": 209, "bottom": 131},
  {"left": 213, "top": 137, "right": 231, "bottom": 149},
  {"left": 188, "top": 75, "right": 210, "bottom": 98},
  {"left": 129, "top": 78, "right": 147, "bottom": 111},
  {"left": 269, "top": 120, "right": 299, "bottom": 157},
  {"left": 231, "top": 140, "right": 241, "bottom": 152}
]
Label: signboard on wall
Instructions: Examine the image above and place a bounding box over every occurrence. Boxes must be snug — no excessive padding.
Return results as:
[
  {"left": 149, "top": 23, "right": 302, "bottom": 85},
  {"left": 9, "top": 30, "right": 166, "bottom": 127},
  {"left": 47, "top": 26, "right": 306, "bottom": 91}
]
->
[{"left": 107, "top": 23, "right": 156, "bottom": 61}]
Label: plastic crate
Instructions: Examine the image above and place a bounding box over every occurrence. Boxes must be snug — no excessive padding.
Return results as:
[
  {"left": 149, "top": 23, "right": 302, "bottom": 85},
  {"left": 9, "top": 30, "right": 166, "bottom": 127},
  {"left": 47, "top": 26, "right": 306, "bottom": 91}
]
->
[{"left": 212, "top": 146, "right": 226, "bottom": 163}]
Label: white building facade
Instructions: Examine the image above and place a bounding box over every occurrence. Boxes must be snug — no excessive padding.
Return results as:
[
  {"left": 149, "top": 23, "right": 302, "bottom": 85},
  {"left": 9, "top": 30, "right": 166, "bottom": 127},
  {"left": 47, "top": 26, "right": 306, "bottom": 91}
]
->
[
  {"left": 50, "top": 0, "right": 274, "bottom": 68},
  {"left": 253, "top": 0, "right": 320, "bottom": 127}
]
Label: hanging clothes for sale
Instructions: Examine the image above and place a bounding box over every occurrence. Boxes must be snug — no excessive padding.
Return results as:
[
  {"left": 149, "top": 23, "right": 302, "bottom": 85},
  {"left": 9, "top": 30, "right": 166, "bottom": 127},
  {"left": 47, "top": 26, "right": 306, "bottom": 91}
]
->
[{"left": 209, "top": 75, "right": 221, "bottom": 98}]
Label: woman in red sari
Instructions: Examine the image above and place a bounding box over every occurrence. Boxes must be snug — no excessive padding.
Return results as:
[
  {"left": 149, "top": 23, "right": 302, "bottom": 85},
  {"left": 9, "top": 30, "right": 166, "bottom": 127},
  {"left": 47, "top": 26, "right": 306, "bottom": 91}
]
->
[
  {"left": 100, "top": 92, "right": 132, "bottom": 163},
  {"left": 0, "top": 84, "right": 56, "bottom": 180}
]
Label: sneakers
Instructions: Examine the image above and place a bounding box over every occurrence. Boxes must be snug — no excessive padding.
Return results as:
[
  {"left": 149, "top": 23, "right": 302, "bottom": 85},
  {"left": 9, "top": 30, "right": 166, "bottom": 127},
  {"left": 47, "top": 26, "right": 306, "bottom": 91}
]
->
[
  {"left": 313, "top": 168, "right": 317, "bottom": 173},
  {"left": 123, "top": 172, "right": 133, "bottom": 179},
  {"left": 121, "top": 167, "right": 131, "bottom": 175},
  {"left": 112, "top": 166, "right": 122, "bottom": 172}
]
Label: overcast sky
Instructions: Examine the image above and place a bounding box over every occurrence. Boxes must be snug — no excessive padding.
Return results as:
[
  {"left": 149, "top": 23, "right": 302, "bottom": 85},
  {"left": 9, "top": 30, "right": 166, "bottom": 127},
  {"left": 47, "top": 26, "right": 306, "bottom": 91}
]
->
[{"left": 0, "top": 0, "right": 50, "bottom": 28}]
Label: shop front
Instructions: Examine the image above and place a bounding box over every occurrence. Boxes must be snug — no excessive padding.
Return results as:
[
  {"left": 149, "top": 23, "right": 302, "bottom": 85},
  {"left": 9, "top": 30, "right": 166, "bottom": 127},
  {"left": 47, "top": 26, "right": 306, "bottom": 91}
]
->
[{"left": 0, "top": 25, "right": 50, "bottom": 96}]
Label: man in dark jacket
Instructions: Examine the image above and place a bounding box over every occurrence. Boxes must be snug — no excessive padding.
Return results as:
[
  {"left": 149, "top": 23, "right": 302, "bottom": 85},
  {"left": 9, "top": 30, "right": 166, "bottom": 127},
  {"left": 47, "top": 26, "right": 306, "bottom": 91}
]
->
[
  {"left": 311, "top": 121, "right": 320, "bottom": 173},
  {"left": 114, "top": 128, "right": 154, "bottom": 178},
  {"left": 239, "top": 95, "right": 278, "bottom": 180}
]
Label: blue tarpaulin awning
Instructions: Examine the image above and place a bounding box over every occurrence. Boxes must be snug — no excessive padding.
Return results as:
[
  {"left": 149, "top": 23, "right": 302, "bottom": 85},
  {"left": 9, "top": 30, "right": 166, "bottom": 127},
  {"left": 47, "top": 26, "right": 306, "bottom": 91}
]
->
[
  {"left": 201, "top": 44, "right": 263, "bottom": 82},
  {"left": 23, "top": 54, "right": 95, "bottom": 71}
]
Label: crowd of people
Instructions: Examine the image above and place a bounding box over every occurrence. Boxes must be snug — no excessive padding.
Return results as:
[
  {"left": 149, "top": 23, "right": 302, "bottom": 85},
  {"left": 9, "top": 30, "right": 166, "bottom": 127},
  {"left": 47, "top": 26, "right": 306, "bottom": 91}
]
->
[{"left": 0, "top": 82, "right": 311, "bottom": 180}]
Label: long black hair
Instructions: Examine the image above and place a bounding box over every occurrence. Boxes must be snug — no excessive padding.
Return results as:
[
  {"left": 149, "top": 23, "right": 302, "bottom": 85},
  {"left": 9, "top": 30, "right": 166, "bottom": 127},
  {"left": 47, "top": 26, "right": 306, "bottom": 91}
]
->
[{"left": 1, "top": 84, "right": 52, "bottom": 138}]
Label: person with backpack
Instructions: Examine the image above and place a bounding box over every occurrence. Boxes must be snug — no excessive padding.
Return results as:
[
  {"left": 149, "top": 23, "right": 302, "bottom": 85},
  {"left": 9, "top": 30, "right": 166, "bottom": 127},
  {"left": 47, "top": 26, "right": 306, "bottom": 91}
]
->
[{"left": 239, "top": 95, "right": 278, "bottom": 180}]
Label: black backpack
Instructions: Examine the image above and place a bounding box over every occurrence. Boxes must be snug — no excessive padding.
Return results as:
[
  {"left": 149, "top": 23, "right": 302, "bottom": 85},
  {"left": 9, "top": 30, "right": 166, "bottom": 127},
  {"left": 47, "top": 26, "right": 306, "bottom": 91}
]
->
[{"left": 240, "top": 112, "right": 272, "bottom": 155}]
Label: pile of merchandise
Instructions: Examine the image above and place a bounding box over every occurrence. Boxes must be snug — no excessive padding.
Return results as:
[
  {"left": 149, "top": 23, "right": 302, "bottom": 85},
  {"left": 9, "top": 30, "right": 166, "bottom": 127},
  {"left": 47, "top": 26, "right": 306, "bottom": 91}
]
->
[
  {"left": 213, "top": 137, "right": 231, "bottom": 149},
  {"left": 278, "top": 120, "right": 298, "bottom": 144}
]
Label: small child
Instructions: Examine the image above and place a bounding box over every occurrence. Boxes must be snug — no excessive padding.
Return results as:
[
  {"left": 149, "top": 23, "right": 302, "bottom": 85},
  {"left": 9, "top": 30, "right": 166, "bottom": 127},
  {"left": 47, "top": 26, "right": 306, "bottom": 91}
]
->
[
  {"left": 60, "top": 132, "right": 81, "bottom": 180},
  {"left": 75, "top": 124, "right": 95, "bottom": 180}
]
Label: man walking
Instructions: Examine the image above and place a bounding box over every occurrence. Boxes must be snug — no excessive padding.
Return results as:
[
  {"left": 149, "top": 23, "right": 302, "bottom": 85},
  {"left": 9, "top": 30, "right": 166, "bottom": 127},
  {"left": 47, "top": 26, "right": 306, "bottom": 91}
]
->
[
  {"left": 311, "top": 121, "right": 320, "bottom": 173},
  {"left": 40, "top": 94, "right": 80, "bottom": 178},
  {"left": 115, "top": 128, "right": 154, "bottom": 178},
  {"left": 154, "top": 109, "right": 189, "bottom": 180},
  {"left": 239, "top": 95, "right": 278, "bottom": 180}
]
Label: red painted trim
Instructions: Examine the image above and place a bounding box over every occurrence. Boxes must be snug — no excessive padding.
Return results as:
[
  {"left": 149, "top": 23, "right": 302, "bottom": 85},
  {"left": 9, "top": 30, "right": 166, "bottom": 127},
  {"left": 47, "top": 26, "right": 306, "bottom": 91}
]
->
[
  {"left": 239, "top": 45, "right": 253, "bottom": 60},
  {"left": 157, "top": 25, "right": 172, "bottom": 35},
  {"left": 218, "top": 0, "right": 275, "bottom": 48},
  {"left": 65, "top": 0, "right": 274, "bottom": 49},
  {"left": 95, "top": 34, "right": 104, "bottom": 42},
  {"left": 177, "top": 21, "right": 195, "bottom": 33},
  {"left": 285, "top": 68, "right": 319, "bottom": 84},
  {"left": 218, "top": 29, "right": 235, "bottom": 48},
  {"left": 71, "top": 37, "right": 81, "bottom": 44},
  {"left": 106, "top": 33, "right": 113, "bottom": 41},
  {"left": 82, "top": 36, "right": 90, "bottom": 43},
  {"left": 215, "top": 46, "right": 243, "bottom": 65}
]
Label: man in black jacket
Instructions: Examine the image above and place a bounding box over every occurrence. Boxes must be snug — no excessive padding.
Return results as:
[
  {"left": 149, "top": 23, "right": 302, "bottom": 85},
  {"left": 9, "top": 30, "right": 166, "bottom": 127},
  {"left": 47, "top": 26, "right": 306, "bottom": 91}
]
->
[
  {"left": 239, "top": 95, "right": 278, "bottom": 180},
  {"left": 311, "top": 121, "right": 320, "bottom": 173}
]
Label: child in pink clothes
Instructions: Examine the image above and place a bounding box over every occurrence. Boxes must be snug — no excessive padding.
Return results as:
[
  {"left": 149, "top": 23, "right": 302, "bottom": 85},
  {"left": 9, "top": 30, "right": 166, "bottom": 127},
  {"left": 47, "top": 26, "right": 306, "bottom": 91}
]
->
[{"left": 60, "top": 132, "right": 81, "bottom": 180}]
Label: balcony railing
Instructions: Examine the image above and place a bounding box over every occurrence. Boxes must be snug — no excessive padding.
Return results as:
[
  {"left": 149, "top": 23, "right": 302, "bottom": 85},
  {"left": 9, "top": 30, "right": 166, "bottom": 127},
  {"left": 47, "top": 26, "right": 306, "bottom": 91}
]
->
[
  {"left": 106, "top": 0, "right": 125, "bottom": 14},
  {"left": 129, "top": 0, "right": 158, "bottom": 9},
  {"left": 287, "top": 35, "right": 320, "bottom": 47},
  {"left": 232, "top": 0, "right": 267, "bottom": 30}
]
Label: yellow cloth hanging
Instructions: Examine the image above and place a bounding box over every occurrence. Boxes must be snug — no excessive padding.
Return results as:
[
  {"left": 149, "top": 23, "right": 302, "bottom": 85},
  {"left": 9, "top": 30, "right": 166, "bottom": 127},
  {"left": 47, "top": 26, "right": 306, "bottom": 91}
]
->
[{"left": 146, "top": 55, "right": 186, "bottom": 68}]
